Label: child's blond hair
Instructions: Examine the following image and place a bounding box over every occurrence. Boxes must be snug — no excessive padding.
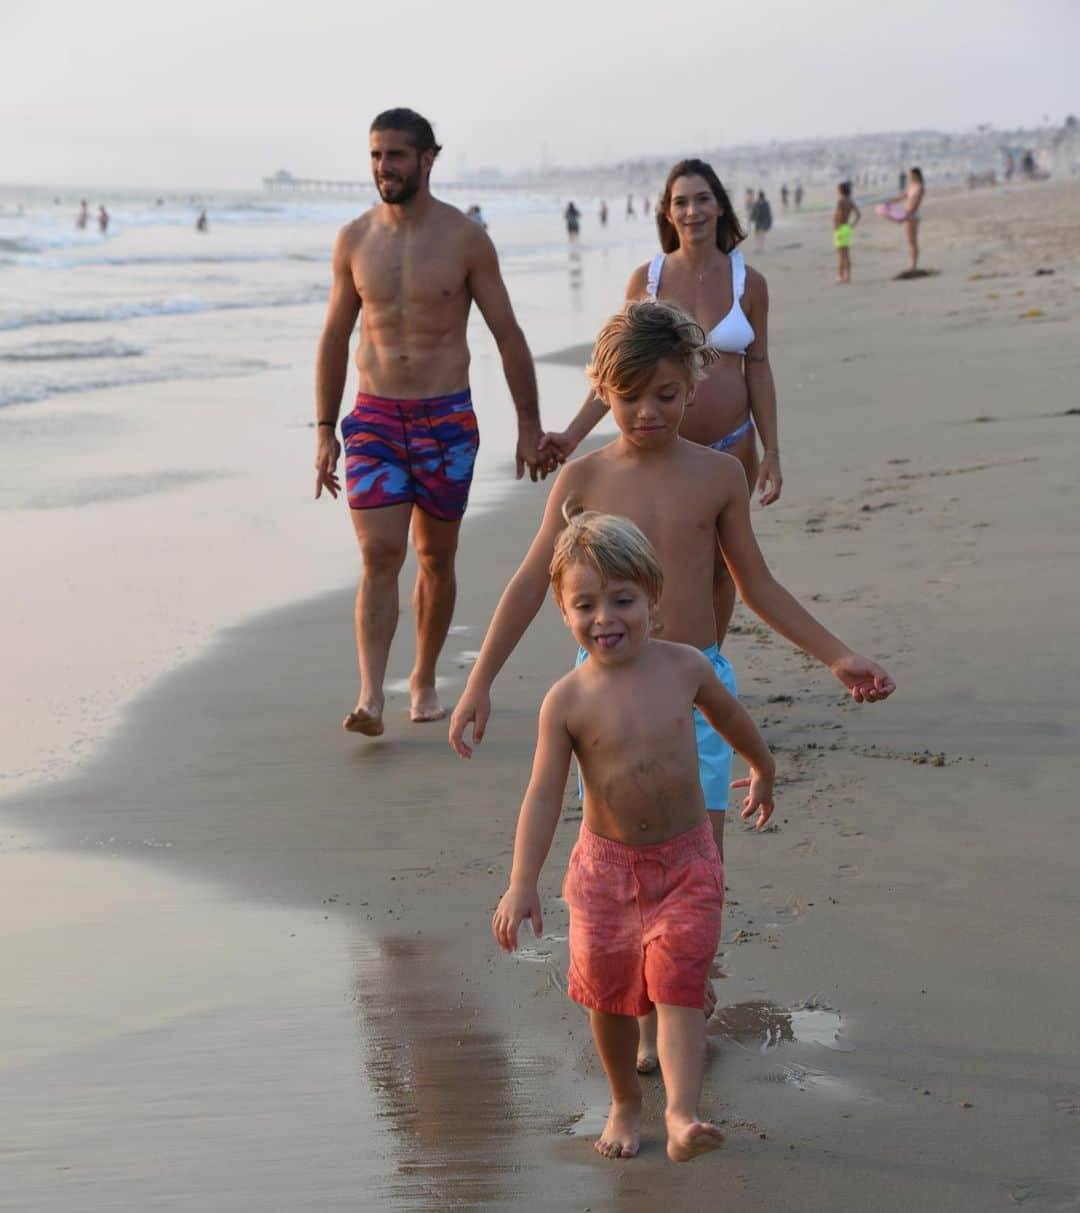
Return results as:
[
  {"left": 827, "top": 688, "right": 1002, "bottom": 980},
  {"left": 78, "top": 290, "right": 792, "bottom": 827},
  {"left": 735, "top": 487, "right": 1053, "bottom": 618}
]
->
[
  {"left": 586, "top": 300, "right": 716, "bottom": 399},
  {"left": 550, "top": 508, "right": 664, "bottom": 606}
]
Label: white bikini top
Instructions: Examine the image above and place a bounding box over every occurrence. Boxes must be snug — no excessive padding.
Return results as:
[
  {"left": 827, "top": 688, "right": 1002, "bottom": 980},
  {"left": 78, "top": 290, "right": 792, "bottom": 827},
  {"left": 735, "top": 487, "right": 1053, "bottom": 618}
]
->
[{"left": 645, "top": 248, "right": 756, "bottom": 355}]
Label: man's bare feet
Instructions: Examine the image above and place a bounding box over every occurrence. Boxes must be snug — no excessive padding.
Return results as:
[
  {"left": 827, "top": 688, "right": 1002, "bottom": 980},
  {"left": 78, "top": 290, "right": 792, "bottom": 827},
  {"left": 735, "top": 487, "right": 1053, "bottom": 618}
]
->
[
  {"left": 409, "top": 682, "right": 446, "bottom": 724},
  {"left": 343, "top": 703, "right": 384, "bottom": 736},
  {"left": 595, "top": 1101, "right": 642, "bottom": 1159},
  {"left": 666, "top": 1111, "right": 725, "bottom": 1162}
]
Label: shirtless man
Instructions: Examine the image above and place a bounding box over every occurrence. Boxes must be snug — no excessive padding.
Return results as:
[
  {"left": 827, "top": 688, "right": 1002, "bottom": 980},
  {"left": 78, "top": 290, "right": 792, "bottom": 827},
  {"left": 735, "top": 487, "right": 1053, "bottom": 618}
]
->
[{"left": 314, "top": 108, "right": 548, "bottom": 736}]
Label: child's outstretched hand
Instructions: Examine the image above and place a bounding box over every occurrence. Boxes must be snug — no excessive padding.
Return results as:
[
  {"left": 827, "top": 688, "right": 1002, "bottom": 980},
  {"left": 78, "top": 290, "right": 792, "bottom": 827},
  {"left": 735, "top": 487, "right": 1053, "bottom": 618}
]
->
[
  {"left": 492, "top": 883, "right": 543, "bottom": 953},
  {"left": 732, "top": 769, "right": 776, "bottom": 830},
  {"left": 830, "top": 653, "right": 897, "bottom": 703}
]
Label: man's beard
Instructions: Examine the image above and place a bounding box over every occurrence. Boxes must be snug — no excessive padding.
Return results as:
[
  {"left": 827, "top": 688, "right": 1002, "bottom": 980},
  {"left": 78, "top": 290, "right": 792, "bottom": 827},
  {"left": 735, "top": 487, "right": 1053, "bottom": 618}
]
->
[{"left": 376, "top": 170, "right": 422, "bottom": 204}]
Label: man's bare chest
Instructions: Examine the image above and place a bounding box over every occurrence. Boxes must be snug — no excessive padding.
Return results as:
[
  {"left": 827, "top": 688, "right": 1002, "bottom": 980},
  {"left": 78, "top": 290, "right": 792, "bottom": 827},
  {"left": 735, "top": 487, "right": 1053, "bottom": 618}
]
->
[{"left": 353, "top": 238, "right": 467, "bottom": 310}]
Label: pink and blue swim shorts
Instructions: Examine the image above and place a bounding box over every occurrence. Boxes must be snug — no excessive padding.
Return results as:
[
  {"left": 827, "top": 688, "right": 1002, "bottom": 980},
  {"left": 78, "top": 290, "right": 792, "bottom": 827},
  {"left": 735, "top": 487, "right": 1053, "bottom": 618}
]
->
[{"left": 342, "top": 388, "right": 479, "bottom": 522}]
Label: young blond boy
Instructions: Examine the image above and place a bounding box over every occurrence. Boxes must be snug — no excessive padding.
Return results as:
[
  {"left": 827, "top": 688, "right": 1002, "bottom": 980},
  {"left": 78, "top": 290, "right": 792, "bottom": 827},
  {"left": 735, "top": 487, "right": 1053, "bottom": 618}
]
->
[{"left": 493, "top": 512, "right": 775, "bottom": 1161}]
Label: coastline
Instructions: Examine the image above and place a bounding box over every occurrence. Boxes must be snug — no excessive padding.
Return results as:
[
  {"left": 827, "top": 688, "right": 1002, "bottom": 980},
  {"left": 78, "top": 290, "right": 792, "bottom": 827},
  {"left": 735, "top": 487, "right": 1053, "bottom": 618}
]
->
[{"left": 4, "top": 181, "right": 1080, "bottom": 1209}]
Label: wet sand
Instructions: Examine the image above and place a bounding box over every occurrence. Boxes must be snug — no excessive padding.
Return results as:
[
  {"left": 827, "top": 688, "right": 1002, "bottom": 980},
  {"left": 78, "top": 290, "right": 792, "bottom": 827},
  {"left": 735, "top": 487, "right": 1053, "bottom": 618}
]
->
[{"left": 5, "top": 180, "right": 1080, "bottom": 1210}]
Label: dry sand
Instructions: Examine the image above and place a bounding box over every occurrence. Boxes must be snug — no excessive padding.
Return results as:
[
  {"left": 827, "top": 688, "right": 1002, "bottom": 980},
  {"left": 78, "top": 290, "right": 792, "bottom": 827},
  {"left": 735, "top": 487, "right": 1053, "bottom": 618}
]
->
[{"left": 4, "top": 179, "right": 1080, "bottom": 1211}]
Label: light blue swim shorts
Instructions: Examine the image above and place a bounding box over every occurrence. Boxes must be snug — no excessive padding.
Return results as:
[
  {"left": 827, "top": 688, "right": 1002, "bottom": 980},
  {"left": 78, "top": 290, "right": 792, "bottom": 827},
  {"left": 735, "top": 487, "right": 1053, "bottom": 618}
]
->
[{"left": 574, "top": 642, "right": 738, "bottom": 812}]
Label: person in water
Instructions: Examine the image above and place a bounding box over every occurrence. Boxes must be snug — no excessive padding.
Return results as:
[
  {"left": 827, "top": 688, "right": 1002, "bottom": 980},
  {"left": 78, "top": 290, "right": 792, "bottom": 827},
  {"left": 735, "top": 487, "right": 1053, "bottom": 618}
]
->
[{"left": 541, "top": 158, "right": 782, "bottom": 643}]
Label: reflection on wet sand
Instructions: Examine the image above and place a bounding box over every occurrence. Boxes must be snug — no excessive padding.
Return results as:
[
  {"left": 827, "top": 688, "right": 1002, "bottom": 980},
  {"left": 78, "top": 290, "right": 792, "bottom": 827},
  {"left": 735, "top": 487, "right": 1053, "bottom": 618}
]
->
[
  {"left": 353, "top": 934, "right": 541, "bottom": 1209},
  {"left": 711, "top": 1000, "right": 844, "bottom": 1053},
  {"left": 569, "top": 246, "right": 583, "bottom": 297}
]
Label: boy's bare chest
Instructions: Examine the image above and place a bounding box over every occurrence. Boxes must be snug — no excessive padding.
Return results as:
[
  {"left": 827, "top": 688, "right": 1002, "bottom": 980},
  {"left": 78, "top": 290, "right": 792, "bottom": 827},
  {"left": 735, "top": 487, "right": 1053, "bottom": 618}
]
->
[
  {"left": 573, "top": 693, "right": 694, "bottom": 760},
  {"left": 581, "top": 469, "right": 717, "bottom": 562}
]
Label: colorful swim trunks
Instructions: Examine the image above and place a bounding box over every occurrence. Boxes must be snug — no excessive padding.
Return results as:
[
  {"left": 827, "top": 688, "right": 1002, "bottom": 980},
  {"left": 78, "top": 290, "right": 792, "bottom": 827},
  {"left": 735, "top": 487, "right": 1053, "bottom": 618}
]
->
[
  {"left": 576, "top": 642, "right": 737, "bottom": 811},
  {"left": 341, "top": 389, "right": 479, "bottom": 521},
  {"left": 563, "top": 820, "right": 724, "bottom": 1016},
  {"left": 834, "top": 222, "right": 853, "bottom": 249}
]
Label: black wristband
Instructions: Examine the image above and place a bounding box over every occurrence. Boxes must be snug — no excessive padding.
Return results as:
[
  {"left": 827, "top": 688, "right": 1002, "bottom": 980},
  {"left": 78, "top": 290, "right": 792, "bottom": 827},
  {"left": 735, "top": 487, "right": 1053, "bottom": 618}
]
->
[{"left": 317, "top": 420, "right": 336, "bottom": 428}]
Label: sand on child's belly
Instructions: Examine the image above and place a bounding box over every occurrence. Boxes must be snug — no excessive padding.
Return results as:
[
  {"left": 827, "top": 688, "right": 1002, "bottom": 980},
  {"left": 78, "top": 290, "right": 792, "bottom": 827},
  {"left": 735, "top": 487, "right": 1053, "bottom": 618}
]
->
[{"left": 584, "top": 761, "right": 705, "bottom": 840}]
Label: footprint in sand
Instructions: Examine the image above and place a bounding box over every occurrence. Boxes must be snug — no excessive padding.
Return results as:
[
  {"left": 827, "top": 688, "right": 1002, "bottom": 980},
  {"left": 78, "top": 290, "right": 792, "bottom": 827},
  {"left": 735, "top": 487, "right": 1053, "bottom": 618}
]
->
[{"left": 836, "top": 863, "right": 860, "bottom": 878}]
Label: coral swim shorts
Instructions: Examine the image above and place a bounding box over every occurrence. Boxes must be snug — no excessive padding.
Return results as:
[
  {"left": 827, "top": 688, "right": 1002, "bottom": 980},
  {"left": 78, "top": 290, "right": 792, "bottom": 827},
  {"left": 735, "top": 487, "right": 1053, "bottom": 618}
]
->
[
  {"left": 563, "top": 820, "right": 724, "bottom": 1016},
  {"left": 342, "top": 388, "right": 479, "bottom": 522}
]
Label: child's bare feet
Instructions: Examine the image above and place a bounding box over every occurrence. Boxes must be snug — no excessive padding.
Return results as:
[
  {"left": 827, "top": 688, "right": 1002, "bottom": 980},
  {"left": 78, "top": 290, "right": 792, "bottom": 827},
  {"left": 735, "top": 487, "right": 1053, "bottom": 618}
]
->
[
  {"left": 636, "top": 1012, "right": 658, "bottom": 1074},
  {"left": 409, "top": 681, "right": 446, "bottom": 723},
  {"left": 343, "top": 702, "right": 384, "bottom": 736},
  {"left": 595, "top": 1100, "right": 642, "bottom": 1159},
  {"left": 665, "top": 1111, "right": 725, "bottom": 1162}
]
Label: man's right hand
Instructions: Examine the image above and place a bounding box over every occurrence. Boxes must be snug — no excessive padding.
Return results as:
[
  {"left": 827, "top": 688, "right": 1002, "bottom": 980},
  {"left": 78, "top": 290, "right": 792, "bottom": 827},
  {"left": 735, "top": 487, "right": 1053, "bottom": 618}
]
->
[
  {"left": 449, "top": 686, "right": 491, "bottom": 758},
  {"left": 516, "top": 425, "right": 555, "bottom": 483},
  {"left": 314, "top": 430, "right": 342, "bottom": 499}
]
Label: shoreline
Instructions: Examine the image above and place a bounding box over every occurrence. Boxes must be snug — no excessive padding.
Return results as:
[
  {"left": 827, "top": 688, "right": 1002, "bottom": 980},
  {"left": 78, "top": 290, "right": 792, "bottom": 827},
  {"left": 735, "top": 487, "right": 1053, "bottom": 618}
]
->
[{"left": 4, "top": 181, "right": 1080, "bottom": 1209}]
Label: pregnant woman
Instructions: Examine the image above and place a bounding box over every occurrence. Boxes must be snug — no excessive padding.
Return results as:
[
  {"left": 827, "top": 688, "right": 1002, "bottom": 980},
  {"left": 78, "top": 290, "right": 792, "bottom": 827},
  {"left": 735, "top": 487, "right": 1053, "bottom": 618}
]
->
[{"left": 543, "top": 158, "right": 781, "bottom": 641}]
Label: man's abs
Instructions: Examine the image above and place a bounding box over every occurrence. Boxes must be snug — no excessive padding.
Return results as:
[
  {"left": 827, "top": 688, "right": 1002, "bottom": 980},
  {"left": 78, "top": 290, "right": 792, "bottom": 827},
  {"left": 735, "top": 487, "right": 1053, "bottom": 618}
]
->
[{"left": 354, "top": 327, "right": 471, "bottom": 399}]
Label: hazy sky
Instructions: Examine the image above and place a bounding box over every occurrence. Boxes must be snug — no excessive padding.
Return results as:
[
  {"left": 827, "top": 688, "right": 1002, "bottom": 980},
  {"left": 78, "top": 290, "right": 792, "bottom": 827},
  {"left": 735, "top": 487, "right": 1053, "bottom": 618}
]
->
[{"left": 2, "top": 0, "right": 1074, "bottom": 188}]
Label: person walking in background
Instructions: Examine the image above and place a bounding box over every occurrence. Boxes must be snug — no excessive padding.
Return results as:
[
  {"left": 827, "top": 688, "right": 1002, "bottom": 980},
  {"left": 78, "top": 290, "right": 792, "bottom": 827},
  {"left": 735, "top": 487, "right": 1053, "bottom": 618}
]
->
[
  {"left": 196, "top": 210, "right": 209, "bottom": 233},
  {"left": 626, "top": 194, "right": 635, "bottom": 219},
  {"left": 599, "top": 200, "right": 608, "bottom": 226},
  {"left": 76, "top": 200, "right": 88, "bottom": 229},
  {"left": 97, "top": 205, "right": 109, "bottom": 234},
  {"left": 780, "top": 184, "right": 789, "bottom": 209},
  {"left": 832, "top": 181, "right": 861, "bottom": 284},
  {"left": 750, "top": 190, "right": 772, "bottom": 253},
  {"left": 540, "top": 159, "right": 784, "bottom": 672},
  {"left": 744, "top": 187, "right": 754, "bottom": 226},
  {"left": 564, "top": 201, "right": 581, "bottom": 239},
  {"left": 794, "top": 183, "right": 803, "bottom": 209}
]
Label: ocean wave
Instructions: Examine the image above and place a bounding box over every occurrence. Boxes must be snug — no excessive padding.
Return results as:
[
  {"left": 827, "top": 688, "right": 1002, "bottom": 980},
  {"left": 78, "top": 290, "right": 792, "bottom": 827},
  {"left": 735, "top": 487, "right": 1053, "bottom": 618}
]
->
[
  {"left": 0, "top": 285, "right": 325, "bottom": 332},
  {"left": 1, "top": 248, "right": 326, "bottom": 270},
  {"left": 0, "top": 338, "right": 145, "bottom": 363},
  {"left": 0, "top": 358, "right": 272, "bottom": 409}
]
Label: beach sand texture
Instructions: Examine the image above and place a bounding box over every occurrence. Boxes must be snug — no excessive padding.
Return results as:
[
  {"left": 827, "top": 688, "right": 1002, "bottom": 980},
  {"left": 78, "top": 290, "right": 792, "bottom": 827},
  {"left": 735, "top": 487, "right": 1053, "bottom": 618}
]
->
[{"left": 3, "top": 180, "right": 1079, "bottom": 1210}]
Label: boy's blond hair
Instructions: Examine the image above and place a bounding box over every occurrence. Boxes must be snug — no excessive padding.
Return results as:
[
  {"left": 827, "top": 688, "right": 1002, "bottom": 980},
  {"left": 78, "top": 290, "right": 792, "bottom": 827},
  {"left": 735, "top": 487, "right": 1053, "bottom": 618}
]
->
[
  {"left": 550, "top": 508, "right": 664, "bottom": 606},
  {"left": 586, "top": 300, "right": 717, "bottom": 399}
]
